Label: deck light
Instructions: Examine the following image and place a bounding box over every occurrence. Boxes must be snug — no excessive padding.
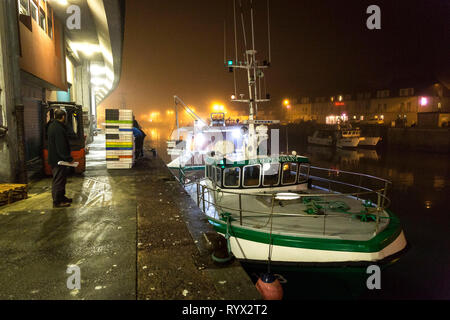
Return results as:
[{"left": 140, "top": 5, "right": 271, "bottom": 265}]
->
[{"left": 275, "top": 193, "right": 301, "bottom": 201}]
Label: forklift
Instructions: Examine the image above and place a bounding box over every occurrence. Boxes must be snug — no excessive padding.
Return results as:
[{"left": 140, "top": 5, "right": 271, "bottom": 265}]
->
[{"left": 42, "top": 101, "right": 86, "bottom": 175}]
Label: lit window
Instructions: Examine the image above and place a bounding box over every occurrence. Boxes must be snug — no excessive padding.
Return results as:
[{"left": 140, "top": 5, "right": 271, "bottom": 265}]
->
[
  {"left": 30, "top": 0, "right": 37, "bottom": 20},
  {"left": 282, "top": 162, "right": 298, "bottom": 185},
  {"left": 223, "top": 167, "right": 240, "bottom": 187},
  {"left": 47, "top": 5, "right": 53, "bottom": 39},
  {"left": 18, "top": 0, "right": 30, "bottom": 15},
  {"left": 262, "top": 163, "right": 280, "bottom": 186},
  {"left": 39, "top": 7, "right": 46, "bottom": 32},
  {"left": 243, "top": 165, "right": 261, "bottom": 187}
]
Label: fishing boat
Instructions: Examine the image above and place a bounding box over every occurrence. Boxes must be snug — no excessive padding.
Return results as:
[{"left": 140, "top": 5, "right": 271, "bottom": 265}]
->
[
  {"left": 308, "top": 126, "right": 360, "bottom": 148},
  {"left": 308, "top": 124, "right": 381, "bottom": 148},
  {"left": 358, "top": 136, "right": 381, "bottom": 147},
  {"left": 166, "top": 97, "right": 277, "bottom": 168},
  {"left": 181, "top": 0, "right": 407, "bottom": 267},
  {"left": 188, "top": 154, "right": 407, "bottom": 266}
]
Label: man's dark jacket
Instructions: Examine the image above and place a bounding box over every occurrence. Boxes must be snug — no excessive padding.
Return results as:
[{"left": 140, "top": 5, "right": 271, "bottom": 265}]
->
[{"left": 47, "top": 120, "right": 73, "bottom": 167}]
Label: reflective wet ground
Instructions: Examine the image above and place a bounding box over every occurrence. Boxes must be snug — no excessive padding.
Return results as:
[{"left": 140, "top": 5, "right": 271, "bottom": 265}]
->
[{"left": 153, "top": 127, "right": 450, "bottom": 299}]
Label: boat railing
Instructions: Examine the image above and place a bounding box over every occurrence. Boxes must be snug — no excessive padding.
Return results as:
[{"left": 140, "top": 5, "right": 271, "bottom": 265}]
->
[{"left": 189, "top": 166, "right": 392, "bottom": 236}]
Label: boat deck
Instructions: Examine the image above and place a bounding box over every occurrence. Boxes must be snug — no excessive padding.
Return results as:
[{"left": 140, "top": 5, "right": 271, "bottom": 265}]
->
[{"left": 185, "top": 183, "right": 390, "bottom": 242}]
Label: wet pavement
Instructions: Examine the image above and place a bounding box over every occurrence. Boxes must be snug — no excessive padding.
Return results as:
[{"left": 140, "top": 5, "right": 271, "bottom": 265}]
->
[{"left": 0, "top": 134, "right": 259, "bottom": 300}]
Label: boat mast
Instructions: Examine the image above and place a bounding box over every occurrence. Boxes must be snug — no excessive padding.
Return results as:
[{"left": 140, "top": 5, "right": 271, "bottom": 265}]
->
[{"left": 230, "top": 0, "right": 271, "bottom": 158}]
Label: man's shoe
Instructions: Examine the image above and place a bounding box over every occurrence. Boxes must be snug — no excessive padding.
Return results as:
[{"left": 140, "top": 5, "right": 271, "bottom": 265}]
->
[
  {"left": 53, "top": 202, "right": 71, "bottom": 208},
  {"left": 62, "top": 196, "right": 73, "bottom": 203}
]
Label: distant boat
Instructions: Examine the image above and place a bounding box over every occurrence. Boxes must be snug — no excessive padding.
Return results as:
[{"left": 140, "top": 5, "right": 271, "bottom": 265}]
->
[
  {"left": 308, "top": 124, "right": 381, "bottom": 148},
  {"left": 307, "top": 127, "right": 360, "bottom": 148}
]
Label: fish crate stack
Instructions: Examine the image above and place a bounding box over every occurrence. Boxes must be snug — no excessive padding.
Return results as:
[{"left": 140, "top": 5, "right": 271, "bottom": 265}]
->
[{"left": 105, "top": 109, "right": 135, "bottom": 169}]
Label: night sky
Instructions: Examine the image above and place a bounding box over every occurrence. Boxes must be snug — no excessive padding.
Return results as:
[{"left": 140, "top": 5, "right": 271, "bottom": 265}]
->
[{"left": 100, "top": 0, "right": 449, "bottom": 123}]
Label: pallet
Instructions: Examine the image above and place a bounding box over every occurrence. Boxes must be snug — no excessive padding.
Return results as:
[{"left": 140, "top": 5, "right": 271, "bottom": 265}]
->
[{"left": 0, "top": 184, "right": 28, "bottom": 207}]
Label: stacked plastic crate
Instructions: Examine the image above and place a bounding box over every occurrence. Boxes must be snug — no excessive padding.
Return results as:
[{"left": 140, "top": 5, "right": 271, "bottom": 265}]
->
[{"left": 105, "top": 109, "right": 134, "bottom": 169}]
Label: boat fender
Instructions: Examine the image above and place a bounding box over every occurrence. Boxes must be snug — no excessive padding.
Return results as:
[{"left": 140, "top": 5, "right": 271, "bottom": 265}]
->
[{"left": 256, "top": 273, "right": 283, "bottom": 300}]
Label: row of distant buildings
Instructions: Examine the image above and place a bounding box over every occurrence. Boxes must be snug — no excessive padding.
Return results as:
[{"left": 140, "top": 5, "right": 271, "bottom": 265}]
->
[{"left": 280, "top": 80, "right": 450, "bottom": 128}]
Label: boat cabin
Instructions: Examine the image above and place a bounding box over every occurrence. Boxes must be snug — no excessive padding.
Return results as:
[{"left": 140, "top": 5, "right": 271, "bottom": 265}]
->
[{"left": 205, "top": 155, "right": 311, "bottom": 189}]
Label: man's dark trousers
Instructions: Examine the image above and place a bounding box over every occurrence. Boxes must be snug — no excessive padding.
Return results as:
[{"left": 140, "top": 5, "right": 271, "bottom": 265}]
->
[{"left": 52, "top": 165, "right": 68, "bottom": 204}]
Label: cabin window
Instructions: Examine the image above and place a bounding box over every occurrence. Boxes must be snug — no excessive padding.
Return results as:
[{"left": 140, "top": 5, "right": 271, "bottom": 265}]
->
[
  {"left": 206, "top": 165, "right": 212, "bottom": 179},
  {"left": 215, "top": 167, "right": 222, "bottom": 187},
  {"left": 223, "top": 167, "right": 240, "bottom": 187},
  {"left": 282, "top": 162, "right": 298, "bottom": 185},
  {"left": 243, "top": 165, "right": 261, "bottom": 187},
  {"left": 298, "top": 164, "right": 310, "bottom": 183},
  {"left": 262, "top": 163, "right": 280, "bottom": 186}
]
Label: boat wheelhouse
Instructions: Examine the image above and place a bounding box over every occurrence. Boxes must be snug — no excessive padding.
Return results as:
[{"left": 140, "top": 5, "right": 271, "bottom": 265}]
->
[{"left": 204, "top": 154, "right": 310, "bottom": 191}]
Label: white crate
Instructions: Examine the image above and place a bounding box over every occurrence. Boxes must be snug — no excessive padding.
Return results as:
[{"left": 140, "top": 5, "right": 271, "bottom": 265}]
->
[
  {"left": 107, "top": 163, "right": 133, "bottom": 169},
  {"left": 106, "top": 151, "right": 134, "bottom": 156}
]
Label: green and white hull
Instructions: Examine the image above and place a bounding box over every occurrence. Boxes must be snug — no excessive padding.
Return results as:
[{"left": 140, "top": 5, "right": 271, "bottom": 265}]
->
[{"left": 209, "top": 217, "right": 407, "bottom": 265}]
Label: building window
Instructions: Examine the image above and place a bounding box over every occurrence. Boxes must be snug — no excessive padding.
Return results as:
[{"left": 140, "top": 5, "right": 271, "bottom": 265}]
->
[
  {"left": 400, "top": 102, "right": 404, "bottom": 112},
  {"left": 39, "top": 7, "right": 46, "bottom": 32},
  {"left": 18, "top": 0, "right": 30, "bottom": 15},
  {"left": 407, "top": 102, "right": 411, "bottom": 112},
  {"left": 30, "top": 0, "right": 37, "bottom": 20},
  {"left": 377, "top": 90, "right": 390, "bottom": 98},
  {"left": 47, "top": 5, "right": 53, "bottom": 39},
  {"left": 0, "top": 105, "right": 4, "bottom": 127},
  {"left": 384, "top": 104, "right": 387, "bottom": 112}
]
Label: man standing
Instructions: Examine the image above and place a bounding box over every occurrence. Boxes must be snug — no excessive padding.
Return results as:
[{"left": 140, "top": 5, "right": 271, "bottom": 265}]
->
[{"left": 47, "top": 109, "right": 73, "bottom": 208}]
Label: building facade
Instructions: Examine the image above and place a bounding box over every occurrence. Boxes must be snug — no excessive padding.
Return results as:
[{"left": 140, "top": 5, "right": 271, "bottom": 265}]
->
[
  {"left": 284, "top": 81, "right": 450, "bottom": 127},
  {"left": 0, "top": 0, "right": 124, "bottom": 183}
]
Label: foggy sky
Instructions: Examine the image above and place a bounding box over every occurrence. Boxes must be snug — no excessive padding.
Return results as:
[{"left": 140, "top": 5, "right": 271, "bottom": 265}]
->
[{"left": 100, "top": 0, "right": 449, "bottom": 122}]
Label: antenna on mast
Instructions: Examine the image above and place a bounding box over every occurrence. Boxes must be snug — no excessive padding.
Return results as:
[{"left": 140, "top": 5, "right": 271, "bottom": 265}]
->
[{"left": 267, "top": 0, "right": 272, "bottom": 64}]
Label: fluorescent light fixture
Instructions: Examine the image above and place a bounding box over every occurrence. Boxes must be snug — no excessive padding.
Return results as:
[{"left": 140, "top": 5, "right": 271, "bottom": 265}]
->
[
  {"left": 91, "top": 77, "right": 105, "bottom": 86},
  {"left": 71, "top": 43, "right": 101, "bottom": 56}
]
